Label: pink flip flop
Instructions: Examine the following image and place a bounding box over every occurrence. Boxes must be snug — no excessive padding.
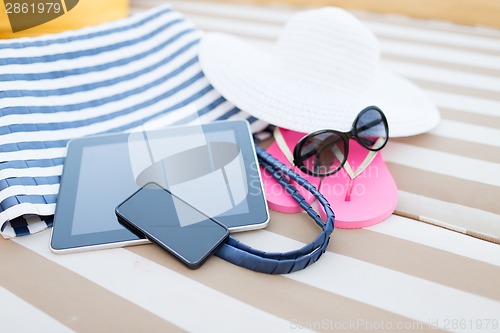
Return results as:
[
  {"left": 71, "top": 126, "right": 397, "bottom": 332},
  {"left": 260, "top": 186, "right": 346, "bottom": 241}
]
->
[
  {"left": 260, "top": 129, "right": 320, "bottom": 214},
  {"left": 316, "top": 139, "right": 398, "bottom": 228},
  {"left": 262, "top": 127, "right": 398, "bottom": 228}
]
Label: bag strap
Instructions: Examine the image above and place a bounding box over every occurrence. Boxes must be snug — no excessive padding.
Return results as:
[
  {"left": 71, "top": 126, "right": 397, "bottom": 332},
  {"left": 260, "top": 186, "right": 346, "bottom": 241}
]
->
[{"left": 215, "top": 145, "right": 335, "bottom": 274}]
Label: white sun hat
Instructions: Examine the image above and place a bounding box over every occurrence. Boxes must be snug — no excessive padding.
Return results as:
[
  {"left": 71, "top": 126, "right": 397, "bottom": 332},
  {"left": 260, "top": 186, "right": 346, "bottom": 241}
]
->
[{"left": 198, "top": 7, "right": 440, "bottom": 137}]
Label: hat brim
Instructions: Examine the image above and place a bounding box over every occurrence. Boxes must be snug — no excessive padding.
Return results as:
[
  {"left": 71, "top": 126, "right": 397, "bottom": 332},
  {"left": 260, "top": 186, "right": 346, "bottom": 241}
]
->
[{"left": 199, "top": 32, "right": 440, "bottom": 137}]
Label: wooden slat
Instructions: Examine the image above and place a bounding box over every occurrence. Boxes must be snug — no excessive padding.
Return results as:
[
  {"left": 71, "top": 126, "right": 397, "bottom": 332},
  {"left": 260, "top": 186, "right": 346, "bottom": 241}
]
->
[{"left": 205, "top": 0, "right": 500, "bottom": 29}]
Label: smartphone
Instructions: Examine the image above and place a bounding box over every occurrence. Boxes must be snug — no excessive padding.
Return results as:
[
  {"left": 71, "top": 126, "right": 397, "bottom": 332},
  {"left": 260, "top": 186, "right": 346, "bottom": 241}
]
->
[{"left": 116, "top": 183, "right": 229, "bottom": 269}]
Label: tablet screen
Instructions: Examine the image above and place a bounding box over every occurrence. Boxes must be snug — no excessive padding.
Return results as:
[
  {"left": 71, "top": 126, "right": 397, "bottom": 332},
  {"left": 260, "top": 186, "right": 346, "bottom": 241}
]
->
[
  {"left": 51, "top": 120, "right": 268, "bottom": 253},
  {"left": 71, "top": 142, "right": 138, "bottom": 235}
]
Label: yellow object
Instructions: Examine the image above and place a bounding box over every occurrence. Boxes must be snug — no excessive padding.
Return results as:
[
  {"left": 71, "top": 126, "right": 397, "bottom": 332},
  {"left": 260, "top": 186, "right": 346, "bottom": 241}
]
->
[{"left": 0, "top": 0, "right": 129, "bottom": 39}]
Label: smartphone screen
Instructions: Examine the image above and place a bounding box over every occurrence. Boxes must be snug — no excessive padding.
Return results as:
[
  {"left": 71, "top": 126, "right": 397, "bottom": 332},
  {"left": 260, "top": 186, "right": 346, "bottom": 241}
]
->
[{"left": 116, "top": 183, "right": 229, "bottom": 269}]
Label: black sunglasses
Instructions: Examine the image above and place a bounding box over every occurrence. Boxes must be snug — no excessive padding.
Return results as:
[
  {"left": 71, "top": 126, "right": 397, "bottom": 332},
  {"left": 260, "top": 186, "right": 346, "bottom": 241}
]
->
[{"left": 276, "top": 106, "right": 389, "bottom": 177}]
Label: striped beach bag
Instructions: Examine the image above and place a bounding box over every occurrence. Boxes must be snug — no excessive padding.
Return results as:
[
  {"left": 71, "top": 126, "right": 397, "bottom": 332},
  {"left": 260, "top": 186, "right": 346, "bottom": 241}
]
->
[{"left": 0, "top": 5, "right": 266, "bottom": 238}]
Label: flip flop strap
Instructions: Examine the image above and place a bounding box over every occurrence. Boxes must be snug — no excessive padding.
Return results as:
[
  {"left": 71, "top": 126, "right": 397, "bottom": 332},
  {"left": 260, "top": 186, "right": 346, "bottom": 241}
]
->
[
  {"left": 331, "top": 137, "right": 385, "bottom": 179},
  {"left": 273, "top": 127, "right": 295, "bottom": 165}
]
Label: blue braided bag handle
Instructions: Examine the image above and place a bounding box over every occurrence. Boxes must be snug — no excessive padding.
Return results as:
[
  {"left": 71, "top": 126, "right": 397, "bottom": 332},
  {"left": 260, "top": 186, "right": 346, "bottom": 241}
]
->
[{"left": 215, "top": 145, "right": 335, "bottom": 274}]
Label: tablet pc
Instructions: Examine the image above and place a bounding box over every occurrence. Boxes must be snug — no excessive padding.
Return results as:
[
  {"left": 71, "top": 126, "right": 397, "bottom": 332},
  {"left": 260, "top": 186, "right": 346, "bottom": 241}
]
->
[{"left": 50, "top": 120, "right": 269, "bottom": 253}]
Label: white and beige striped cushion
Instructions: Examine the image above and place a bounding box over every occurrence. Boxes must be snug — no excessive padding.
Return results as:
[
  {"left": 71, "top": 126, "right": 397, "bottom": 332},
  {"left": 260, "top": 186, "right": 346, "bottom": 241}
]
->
[{"left": 1, "top": 1, "right": 499, "bottom": 332}]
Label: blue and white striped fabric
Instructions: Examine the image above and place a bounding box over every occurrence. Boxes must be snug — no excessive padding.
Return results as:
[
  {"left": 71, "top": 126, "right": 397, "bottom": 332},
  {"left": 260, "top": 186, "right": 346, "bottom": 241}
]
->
[{"left": 0, "top": 5, "right": 266, "bottom": 238}]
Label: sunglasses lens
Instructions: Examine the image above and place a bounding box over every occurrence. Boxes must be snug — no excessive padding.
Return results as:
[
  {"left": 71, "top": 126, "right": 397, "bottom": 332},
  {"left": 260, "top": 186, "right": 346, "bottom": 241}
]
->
[
  {"left": 356, "top": 108, "right": 387, "bottom": 150},
  {"left": 299, "top": 132, "right": 346, "bottom": 176}
]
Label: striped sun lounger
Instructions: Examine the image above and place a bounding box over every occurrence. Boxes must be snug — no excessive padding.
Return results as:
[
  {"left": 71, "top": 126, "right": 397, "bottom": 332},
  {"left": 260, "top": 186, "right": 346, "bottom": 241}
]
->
[{"left": 1, "top": 1, "right": 499, "bottom": 332}]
